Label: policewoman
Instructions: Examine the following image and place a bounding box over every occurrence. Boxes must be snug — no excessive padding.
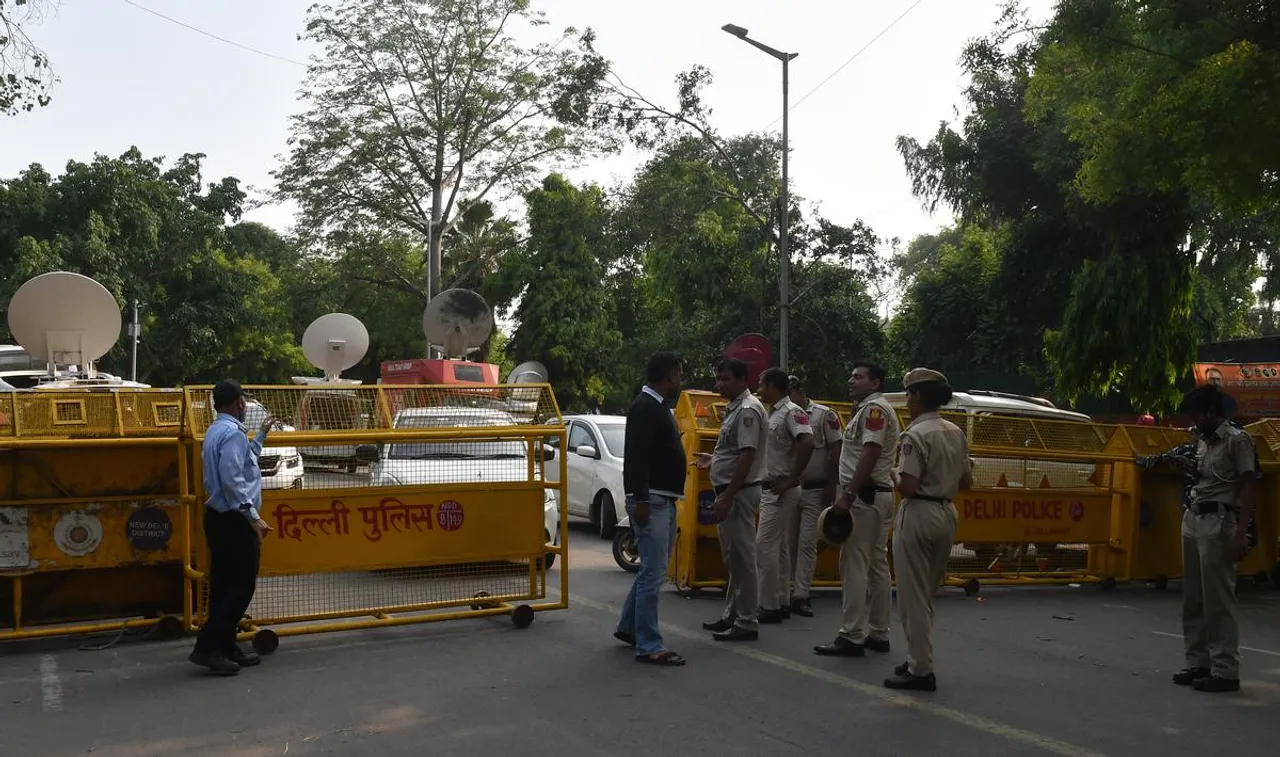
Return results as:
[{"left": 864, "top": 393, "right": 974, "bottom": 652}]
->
[{"left": 885, "top": 368, "right": 970, "bottom": 692}]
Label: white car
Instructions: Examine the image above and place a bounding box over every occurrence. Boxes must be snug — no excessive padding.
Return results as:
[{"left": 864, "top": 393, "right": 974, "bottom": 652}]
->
[
  {"left": 244, "top": 400, "right": 305, "bottom": 490},
  {"left": 546, "top": 414, "right": 627, "bottom": 539},
  {"left": 359, "top": 406, "right": 561, "bottom": 568}
]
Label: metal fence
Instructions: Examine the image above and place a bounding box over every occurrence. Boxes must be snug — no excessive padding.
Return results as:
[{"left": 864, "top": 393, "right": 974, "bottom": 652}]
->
[{"left": 184, "top": 384, "right": 568, "bottom": 652}]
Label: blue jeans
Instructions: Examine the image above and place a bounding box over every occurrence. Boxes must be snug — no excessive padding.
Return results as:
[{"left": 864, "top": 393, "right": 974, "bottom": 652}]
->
[{"left": 617, "top": 494, "right": 677, "bottom": 656}]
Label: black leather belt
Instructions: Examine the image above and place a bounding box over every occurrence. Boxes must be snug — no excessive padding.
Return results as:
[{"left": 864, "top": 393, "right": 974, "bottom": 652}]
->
[
  {"left": 1195, "top": 501, "right": 1237, "bottom": 515},
  {"left": 801, "top": 480, "right": 828, "bottom": 490},
  {"left": 714, "top": 482, "right": 761, "bottom": 496},
  {"left": 909, "top": 494, "right": 950, "bottom": 504}
]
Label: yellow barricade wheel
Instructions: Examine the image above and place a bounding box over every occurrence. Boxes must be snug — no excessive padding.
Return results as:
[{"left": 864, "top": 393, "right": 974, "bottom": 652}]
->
[
  {"left": 511, "top": 604, "right": 535, "bottom": 629},
  {"left": 252, "top": 629, "right": 279, "bottom": 655}
]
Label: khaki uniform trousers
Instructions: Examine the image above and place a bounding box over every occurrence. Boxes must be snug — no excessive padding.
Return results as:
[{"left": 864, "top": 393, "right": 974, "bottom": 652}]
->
[
  {"left": 718, "top": 486, "right": 762, "bottom": 630},
  {"left": 757, "top": 486, "right": 801, "bottom": 611},
  {"left": 893, "top": 497, "right": 958, "bottom": 677},
  {"left": 837, "top": 491, "right": 894, "bottom": 643},
  {"left": 1181, "top": 508, "right": 1241, "bottom": 680},
  {"left": 789, "top": 487, "right": 827, "bottom": 599}
]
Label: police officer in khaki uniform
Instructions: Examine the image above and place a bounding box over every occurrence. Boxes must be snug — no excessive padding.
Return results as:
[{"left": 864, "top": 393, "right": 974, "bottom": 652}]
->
[
  {"left": 885, "top": 368, "right": 970, "bottom": 692},
  {"left": 755, "top": 368, "right": 814, "bottom": 623},
  {"left": 1174, "top": 384, "right": 1256, "bottom": 693},
  {"left": 815, "top": 361, "right": 900, "bottom": 658},
  {"left": 787, "top": 375, "right": 842, "bottom": 617},
  {"left": 698, "top": 358, "right": 768, "bottom": 642}
]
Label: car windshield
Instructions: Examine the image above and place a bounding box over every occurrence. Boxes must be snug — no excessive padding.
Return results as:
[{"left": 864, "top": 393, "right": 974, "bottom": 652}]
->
[
  {"left": 388, "top": 412, "right": 527, "bottom": 460},
  {"left": 597, "top": 424, "right": 625, "bottom": 457}
]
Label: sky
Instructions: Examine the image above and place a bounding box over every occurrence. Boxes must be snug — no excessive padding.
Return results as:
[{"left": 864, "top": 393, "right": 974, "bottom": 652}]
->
[{"left": 1, "top": 0, "right": 1056, "bottom": 307}]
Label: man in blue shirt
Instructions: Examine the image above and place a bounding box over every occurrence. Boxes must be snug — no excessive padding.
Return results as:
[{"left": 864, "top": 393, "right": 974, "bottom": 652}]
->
[{"left": 189, "top": 379, "right": 275, "bottom": 675}]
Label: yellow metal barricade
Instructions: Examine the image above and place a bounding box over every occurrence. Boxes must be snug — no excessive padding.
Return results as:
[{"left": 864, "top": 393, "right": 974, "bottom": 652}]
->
[
  {"left": 184, "top": 384, "right": 568, "bottom": 653},
  {"left": 667, "top": 392, "right": 1141, "bottom": 595},
  {"left": 0, "top": 390, "right": 191, "bottom": 642}
]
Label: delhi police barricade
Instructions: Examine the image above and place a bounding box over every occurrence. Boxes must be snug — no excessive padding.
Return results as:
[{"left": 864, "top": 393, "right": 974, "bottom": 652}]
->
[
  {"left": 183, "top": 383, "right": 568, "bottom": 654},
  {"left": 0, "top": 389, "right": 192, "bottom": 643},
  {"left": 666, "top": 390, "right": 1161, "bottom": 597}
]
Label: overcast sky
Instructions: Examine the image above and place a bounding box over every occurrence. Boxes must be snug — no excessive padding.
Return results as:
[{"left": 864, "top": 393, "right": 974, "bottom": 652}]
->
[{"left": 1, "top": 0, "right": 1055, "bottom": 252}]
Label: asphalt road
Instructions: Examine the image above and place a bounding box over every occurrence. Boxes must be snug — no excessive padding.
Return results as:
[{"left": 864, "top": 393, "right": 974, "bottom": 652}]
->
[{"left": 2, "top": 523, "right": 1279, "bottom": 757}]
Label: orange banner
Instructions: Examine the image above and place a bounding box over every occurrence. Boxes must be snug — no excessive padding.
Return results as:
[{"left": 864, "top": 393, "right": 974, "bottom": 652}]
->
[{"left": 1193, "top": 363, "right": 1280, "bottom": 417}]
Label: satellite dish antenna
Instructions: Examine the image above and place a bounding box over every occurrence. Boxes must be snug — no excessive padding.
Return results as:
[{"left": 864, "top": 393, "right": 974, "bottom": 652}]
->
[
  {"left": 423, "top": 288, "right": 494, "bottom": 359},
  {"left": 300, "top": 313, "right": 370, "bottom": 382},
  {"left": 7, "top": 271, "right": 123, "bottom": 378},
  {"left": 723, "top": 333, "right": 773, "bottom": 390},
  {"left": 507, "top": 360, "right": 548, "bottom": 401}
]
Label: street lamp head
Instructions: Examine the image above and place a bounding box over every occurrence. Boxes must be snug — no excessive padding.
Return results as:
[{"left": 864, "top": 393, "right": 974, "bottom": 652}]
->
[{"left": 722, "top": 23, "right": 748, "bottom": 38}]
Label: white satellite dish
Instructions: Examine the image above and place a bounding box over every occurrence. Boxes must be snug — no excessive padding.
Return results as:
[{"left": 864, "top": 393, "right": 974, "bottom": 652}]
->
[
  {"left": 7, "top": 272, "right": 123, "bottom": 378},
  {"left": 423, "top": 289, "right": 494, "bottom": 359},
  {"left": 300, "top": 313, "right": 370, "bottom": 382},
  {"left": 508, "top": 360, "right": 548, "bottom": 402}
]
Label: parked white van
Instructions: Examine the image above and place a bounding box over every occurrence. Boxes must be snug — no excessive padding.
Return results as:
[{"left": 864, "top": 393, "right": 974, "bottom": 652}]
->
[{"left": 882, "top": 389, "right": 1099, "bottom": 490}]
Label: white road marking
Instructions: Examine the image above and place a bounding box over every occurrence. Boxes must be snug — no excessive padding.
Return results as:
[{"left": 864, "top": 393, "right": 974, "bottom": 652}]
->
[
  {"left": 573, "top": 596, "right": 1106, "bottom": 757},
  {"left": 39, "top": 654, "right": 63, "bottom": 713},
  {"left": 1151, "top": 630, "right": 1280, "bottom": 657}
]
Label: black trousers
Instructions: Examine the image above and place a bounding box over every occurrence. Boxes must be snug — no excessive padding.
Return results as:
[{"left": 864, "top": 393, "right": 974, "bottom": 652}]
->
[{"left": 194, "top": 509, "right": 261, "bottom": 655}]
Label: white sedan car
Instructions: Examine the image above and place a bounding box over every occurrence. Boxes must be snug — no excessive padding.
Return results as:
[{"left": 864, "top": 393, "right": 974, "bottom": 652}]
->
[
  {"left": 546, "top": 414, "right": 627, "bottom": 539},
  {"left": 245, "top": 400, "right": 305, "bottom": 490},
  {"left": 359, "top": 406, "right": 562, "bottom": 568}
]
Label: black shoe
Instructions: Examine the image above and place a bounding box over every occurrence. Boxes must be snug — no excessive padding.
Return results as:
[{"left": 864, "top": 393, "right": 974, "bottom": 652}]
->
[
  {"left": 864, "top": 638, "right": 891, "bottom": 654},
  {"left": 188, "top": 651, "right": 240, "bottom": 676},
  {"left": 1192, "top": 676, "right": 1240, "bottom": 693},
  {"left": 791, "top": 598, "right": 814, "bottom": 617},
  {"left": 758, "top": 608, "right": 786, "bottom": 624},
  {"left": 713, "top": 626, "right": 759, "bottom": 642},
  {"left": 894, "top": 660, "right": 910, "bottom": 676},
  {"left": 884, "top": 671, "right": 937, "bottom": 691},
  {"left": 227, "top": 647, "right": 261, "bottom": 667},
  {"left": 814, "top": 637, "right": 865, "bottom": 657},
  {"left": 1173, "top": 667, "right": 1210, "bottom": 686},
  {"left": 702, "top": 619, "right": 734, "bottom": 633}
]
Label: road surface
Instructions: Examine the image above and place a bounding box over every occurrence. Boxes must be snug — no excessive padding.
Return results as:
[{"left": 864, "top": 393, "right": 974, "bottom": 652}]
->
[{"left": 1, "top": 523, "right": 1278, "bottom": 757}]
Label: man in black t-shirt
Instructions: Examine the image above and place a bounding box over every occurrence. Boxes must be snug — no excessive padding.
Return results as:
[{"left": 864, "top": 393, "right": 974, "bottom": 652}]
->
[{"left": 615, "top": 352, "right": 689, "bottom": 666}]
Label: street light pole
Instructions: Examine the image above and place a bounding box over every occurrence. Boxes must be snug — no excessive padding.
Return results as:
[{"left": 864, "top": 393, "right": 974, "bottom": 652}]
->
[{"left": 721, "top": 24, "right": 798, "bottom": 371}]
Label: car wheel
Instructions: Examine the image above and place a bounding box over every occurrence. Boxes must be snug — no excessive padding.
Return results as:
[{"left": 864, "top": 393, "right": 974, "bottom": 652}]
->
[{"left": 595, "top": 491, "right": 617, "bottom": 540}]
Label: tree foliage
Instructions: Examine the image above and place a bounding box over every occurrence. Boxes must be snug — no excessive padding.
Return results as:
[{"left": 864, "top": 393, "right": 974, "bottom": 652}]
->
[
  {"left": 0, "top": 0, "right": 56, "bottom": 115},
  {"left": 274, "top": 0, "right": 611, "bottom": 298},
  {"left": 892, "top": 2, "right": 1280, "bottom": 410},
  {"left": 0, "top": 149, "right": 308, "bottom": 384}
]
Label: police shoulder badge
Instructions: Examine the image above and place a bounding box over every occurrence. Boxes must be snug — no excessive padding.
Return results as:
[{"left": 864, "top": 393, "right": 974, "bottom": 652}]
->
[
  {"left": 865, "top": 406, "right": 886, "bottom": 432},
  {"left": 826, "top": 411, "right": 840, "bottom": 430},
  {"left": 901, "top": 440, "right": 915, "bottom": 456},
  {"left": 793, "top": 411, "right": 809, "bottom": 425},
  {"left": 743, "top": 413, "right": 755, "bottom": 428}
]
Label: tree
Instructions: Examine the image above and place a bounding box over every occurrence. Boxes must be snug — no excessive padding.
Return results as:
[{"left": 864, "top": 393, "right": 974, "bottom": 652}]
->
[
  {"left": 274, "top": 0, "right": 612, "bottom": 300},
  {"left": 1, "top": 0, "right": 56, "bottom": 115},
  {"left": 0, "top": 149, "right": 308, "bottom": 384},
  {"left": 1027, "top": 0, "right": 1280, "bottom": 216},
  {"left": 492, "top": 174, "right": 620, "bottom": 410}
]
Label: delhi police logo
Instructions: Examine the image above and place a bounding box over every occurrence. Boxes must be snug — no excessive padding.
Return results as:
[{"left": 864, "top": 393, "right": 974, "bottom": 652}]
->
[
  {"left": 437, "top": 500, "right": 465, "bottom": 532},
  {"left": 54, "top": 511, "right": 104, "bottom": 558},
  {"left": 1069, "top": 501, "right": 1085, "bottom": 522}
]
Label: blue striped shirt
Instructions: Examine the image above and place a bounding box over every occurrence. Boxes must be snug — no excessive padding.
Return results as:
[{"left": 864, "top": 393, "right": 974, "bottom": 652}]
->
[{"left": 203, "top": 412, "right": 267, "bottom": 522}]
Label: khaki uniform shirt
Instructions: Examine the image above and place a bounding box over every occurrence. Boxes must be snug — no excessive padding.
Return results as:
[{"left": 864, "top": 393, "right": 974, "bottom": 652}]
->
[
  {"left": 895, "top": 411, "right": 969, "bottom": 500},
  {"left": 838, "top": 392, "right": 901, "bottom": 489},
  {"left": 1192, "top": 423, "right": 1257, "bottom": 508},
  {"left": 799, "top": 400, "right": 842, "bottom": 484},
  {"left": 711, "top": 389, "right": 767, "bottom": 487},
  {"left": 763, "top": 398, "right": 814, "bottom": 481}
]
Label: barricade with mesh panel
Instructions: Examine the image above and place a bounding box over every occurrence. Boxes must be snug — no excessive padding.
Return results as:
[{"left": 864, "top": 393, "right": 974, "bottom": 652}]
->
[
  {"left": 667, "top": 390, "right": 1146, "bottom": 595},
  {"left": 0, "top": 389, "right": 190, "bottom": 642},
  {"left": 183, "top": 384, "right": 568, "bottom": 653}
]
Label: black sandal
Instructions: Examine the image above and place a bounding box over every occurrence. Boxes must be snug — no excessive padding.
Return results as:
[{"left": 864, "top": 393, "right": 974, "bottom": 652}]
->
[
  {"left": 636, "top": 650, "right": 686, "bottom": 666},
  {"left": 613, "top": 631, "right": 636, "bottom": 647}
]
